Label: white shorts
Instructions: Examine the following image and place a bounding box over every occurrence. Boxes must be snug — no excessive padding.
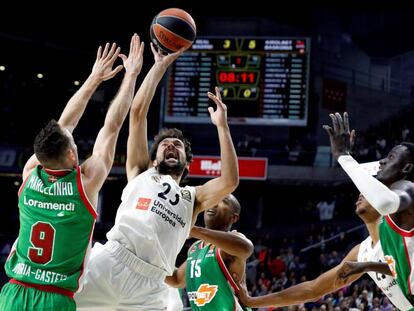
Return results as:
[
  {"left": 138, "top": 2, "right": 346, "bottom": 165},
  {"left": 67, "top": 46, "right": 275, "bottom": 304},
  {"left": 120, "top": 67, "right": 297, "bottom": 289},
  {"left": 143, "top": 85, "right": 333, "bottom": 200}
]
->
[
  {"left": 167, "top": 287, "right": 183, "bottom": 311},
  {"left": 75, "top": 241, "right": 169, "bottom": 311}
]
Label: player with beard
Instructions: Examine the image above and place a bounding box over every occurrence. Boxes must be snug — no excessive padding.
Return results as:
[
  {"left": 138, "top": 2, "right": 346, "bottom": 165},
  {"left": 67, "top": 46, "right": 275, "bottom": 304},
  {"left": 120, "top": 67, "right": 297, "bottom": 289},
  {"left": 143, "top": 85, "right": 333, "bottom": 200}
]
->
[
  {"left": 75, "top": 44, "right": 239, "bottom": 310},
  {"left": 234, "top": 195, "right": 414, "bottom": 311},
  {"left": 166, "top": 194, "right": 253, "bottom": 311}
]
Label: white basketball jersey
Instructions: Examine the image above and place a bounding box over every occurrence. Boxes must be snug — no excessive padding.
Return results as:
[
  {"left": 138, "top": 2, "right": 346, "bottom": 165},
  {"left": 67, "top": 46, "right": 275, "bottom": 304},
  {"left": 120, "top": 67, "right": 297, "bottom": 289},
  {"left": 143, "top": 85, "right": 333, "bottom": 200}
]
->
[
  {"left": 358, "top": 236, "right": 414, "bottom": 311},
  {"left": 106, "top": 167, "right": 196, "bottom": 275}
]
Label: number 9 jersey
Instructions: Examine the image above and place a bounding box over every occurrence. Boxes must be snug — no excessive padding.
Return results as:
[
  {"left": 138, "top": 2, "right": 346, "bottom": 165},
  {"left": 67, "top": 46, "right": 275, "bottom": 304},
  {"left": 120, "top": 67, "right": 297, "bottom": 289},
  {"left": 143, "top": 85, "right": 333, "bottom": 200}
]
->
[{"left": 5, "top": 165, "right": 97, "bottom": 294}]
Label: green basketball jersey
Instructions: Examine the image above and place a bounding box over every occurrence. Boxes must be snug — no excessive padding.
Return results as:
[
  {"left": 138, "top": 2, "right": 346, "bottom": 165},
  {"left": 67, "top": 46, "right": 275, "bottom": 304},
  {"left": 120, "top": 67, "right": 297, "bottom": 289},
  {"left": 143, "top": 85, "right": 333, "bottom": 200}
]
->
[
  {"left": 4, "top": 165, "right": 96, "bottom": 294},
  {"left": 185, "top": 240, "right": 251, "bottom": 311},
  {"left": 379, "top": 215, "right": 414, "bottom": 304}
]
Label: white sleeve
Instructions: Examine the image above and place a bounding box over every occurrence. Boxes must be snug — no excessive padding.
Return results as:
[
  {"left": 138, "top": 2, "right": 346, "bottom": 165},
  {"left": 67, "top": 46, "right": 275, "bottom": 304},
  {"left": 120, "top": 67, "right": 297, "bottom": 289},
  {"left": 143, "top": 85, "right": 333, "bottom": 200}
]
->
[{"left": 337, "top": 155, "right": 400, "bottom": 215}]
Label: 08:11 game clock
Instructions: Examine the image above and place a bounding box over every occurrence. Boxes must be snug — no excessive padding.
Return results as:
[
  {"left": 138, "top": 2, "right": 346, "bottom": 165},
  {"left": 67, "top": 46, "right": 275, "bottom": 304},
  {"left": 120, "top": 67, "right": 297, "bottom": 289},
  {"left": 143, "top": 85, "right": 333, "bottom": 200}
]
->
[{"left": 162, "top": 36, "right": 310, "bottom": 126}]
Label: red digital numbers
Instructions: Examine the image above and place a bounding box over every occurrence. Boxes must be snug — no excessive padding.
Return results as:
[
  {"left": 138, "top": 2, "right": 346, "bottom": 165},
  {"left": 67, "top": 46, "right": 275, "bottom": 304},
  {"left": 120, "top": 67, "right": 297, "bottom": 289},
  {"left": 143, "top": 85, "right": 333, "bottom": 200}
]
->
[
  {"left": 240, "top": 72, "right": 256, "bottom": 84},
  {"left": 218, "top": 71, "right": 256, "bottom": 84}
]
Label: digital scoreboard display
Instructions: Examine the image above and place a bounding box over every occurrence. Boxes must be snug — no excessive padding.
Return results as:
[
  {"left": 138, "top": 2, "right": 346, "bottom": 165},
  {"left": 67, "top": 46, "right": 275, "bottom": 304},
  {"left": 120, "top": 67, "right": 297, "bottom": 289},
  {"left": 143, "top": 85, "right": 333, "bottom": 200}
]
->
[{"left": 161, "top": 37, "right": 310, "bottom": 126}]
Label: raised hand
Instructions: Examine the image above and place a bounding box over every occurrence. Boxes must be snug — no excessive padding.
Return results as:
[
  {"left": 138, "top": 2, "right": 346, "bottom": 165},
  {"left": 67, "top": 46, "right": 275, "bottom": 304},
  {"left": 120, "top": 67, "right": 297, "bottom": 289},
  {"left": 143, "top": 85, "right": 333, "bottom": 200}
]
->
[
  {"left": 207, "top": 87, "right": 228, "bottom": 128},
  {"left": 150, "top": 42, "right": 183, "bottom": 70},
  {"left": 119, "top": 34, "right": 145, "bottom": 77},
  {"left": 323, "top": 112, "right": 356, "bottom": 160},
  {"left": 91, "top": 42, "right": 123, "bottom": 81}
]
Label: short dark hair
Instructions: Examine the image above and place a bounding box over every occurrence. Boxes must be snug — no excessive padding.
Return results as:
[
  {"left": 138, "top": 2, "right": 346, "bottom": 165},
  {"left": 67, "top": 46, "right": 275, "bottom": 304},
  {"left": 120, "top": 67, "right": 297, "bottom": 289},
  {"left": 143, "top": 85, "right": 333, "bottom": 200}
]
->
[
  {"left": 401, "top": 142, "right": 414, "bottom": 162},
  {"left": 33, "top": 119, "right": 71, "bottom": 164},
  {"left": 150, "top": 128, "right": 193, "bottom": 162},
  {"left": 401, "top": 142, "right": 414, "bottom": 181},
  {"left": 224, "top": 194, "right": 241, "bottom": 215}
]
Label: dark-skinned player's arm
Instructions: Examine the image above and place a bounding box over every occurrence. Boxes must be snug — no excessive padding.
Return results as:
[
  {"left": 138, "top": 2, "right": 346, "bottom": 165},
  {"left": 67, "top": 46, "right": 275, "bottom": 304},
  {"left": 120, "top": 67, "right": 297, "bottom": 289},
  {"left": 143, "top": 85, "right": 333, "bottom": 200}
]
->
[
  {"left": 126, "top": 44, "right": 182, "bottom": 181},
  {"left": 323, "top": 112, "right": 414, "bottom": 215},
  {"left": 165, "top": 261, "right": 186, "bottom": 288},
  {"left": 22, "top": 42, "right": 124, "bottom": 181},
  {"left": 190, "top": 226, "right": 253, "bottom": 258},
  {"left": 165, "top": 226, "right": 253, "bottom": 288},
  {"left": 193, "top": 88, "right": 239, "bottom": 217},
  {"left": 337, "top": 260, "right": 392, "bottom": 278},
  {"left": 234, "top": 244, "right": 363, "bottom": 308}
]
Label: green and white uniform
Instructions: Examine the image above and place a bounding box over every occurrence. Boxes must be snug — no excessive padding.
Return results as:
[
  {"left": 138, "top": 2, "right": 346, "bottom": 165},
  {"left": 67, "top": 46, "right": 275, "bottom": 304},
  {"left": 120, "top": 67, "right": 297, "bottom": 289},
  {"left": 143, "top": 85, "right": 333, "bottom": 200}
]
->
[
  {"left": 379, "top": 215, "right": 414, "bottom": 308},
  {"left": 0, "top": 166, "right": 96, "bottom": 310},
  {"left": 358, "top": 236, "right": 414, "bottom": 310},
  {"left": 186, "top": 240, "right": 250, "bottom": 311}
]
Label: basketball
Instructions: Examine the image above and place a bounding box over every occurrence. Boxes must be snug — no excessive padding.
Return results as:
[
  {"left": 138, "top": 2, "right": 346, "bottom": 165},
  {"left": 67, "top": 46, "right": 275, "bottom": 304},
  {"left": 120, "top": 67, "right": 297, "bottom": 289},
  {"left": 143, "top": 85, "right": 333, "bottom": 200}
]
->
[{"left": 150, "top": 8, "right": 197, "bottom": 54}]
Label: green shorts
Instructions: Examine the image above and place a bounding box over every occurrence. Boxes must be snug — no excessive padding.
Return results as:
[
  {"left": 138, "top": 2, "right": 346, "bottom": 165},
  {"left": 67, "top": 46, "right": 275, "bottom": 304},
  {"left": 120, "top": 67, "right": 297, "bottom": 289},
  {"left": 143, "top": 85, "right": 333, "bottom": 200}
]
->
[{"left": 0, "top": 282, "right": 75, "bottom": 311}]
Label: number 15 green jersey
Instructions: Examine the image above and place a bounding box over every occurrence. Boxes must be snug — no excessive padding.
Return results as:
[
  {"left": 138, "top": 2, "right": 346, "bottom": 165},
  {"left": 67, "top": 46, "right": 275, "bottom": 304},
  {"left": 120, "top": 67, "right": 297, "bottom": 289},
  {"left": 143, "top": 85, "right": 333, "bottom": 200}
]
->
[{"left": 185, "top": 240, "right": 250, "bottom": 311}]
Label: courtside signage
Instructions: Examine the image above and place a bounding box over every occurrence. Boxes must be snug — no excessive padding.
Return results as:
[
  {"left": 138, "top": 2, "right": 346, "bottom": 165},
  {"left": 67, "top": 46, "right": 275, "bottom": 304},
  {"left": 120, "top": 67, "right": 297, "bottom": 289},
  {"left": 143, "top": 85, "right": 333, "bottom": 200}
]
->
[{"left": 189, "top": 156, "right": 267, "bottom": 180}]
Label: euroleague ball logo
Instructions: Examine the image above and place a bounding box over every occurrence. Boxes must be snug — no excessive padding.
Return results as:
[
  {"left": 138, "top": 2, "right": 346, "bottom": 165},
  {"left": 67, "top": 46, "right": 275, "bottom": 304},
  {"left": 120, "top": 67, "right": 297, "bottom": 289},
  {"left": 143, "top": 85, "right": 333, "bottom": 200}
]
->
[
  {"left": 158, "top": 30, "right": 181, "bottom": 50},
  {"left": 150, "top": 8, "right": 196, "bottom": 54}
]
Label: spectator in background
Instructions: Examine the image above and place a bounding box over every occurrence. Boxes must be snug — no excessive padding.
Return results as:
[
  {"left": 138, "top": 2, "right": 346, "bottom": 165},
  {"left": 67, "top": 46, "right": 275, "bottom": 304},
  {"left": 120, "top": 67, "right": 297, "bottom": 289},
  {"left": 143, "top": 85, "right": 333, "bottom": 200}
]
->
[
  {"left": 246, "top": 254, "right": 260, "bottom": 285},
  {"left": 237, "top": 133, "right": 262, "bottom": 157},
  {"left": 287, "top": 140, "right": 303, "bottom": 165},
  {"left": 380, "top": 297, "right": 393, "bottom": 311},
  {"left": 268, "top": 255, "right": 286, "bottom": 278},
  {"left": 372, "top": 296, "right": 381, "bottom": 310},
  {"left": 316, "top": 196, "right": 336, "bottom": 221},
  {"left": 375, "top": 137, "right": 387, "bottom": 159},
  {"left": 355, "top": 289, "right": 371, "bottom": 310},
  {"left": 0, "top": 242, "right": 11, "bottom": 259},
  {"left": 402, "top": 127, "right": 411, "bottom": 142}
]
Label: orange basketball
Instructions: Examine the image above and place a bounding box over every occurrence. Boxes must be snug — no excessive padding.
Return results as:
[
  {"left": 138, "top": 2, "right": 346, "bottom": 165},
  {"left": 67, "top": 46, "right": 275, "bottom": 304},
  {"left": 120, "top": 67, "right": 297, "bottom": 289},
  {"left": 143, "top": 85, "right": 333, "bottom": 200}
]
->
[{"left": 150, "top": 8, "right": 197, "bottom": 54}]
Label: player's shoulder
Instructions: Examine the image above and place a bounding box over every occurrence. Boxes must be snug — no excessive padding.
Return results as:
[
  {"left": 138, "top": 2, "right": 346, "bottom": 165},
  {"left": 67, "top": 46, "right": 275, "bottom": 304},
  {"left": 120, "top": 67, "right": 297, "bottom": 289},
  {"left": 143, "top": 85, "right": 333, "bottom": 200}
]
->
[
  {"left": 128, "top": 167, "right": 155, "bottom": 182},
  {"left": 391, "top": 179, "right": 414, "bottom": 192},
  {"left": 360, "top": 235, "right": 372, "bottom": 247},
  {"left": 230, "top": 230, "right": 250, "bottom": 240},
  {"left": 187, "top": 240, "right": 202, "bottom": 256},
  {"left": 345, "top": 243, "right": 362, "bottom": 261},
  {"left": 356, "top": 236, "right": 372, "bottom": 260},
  {"left": 79, "top": 157, "right": 104, "bottom": 178},
  {"left": 141, "top": 166, "right": 156, "bottom": 176}
]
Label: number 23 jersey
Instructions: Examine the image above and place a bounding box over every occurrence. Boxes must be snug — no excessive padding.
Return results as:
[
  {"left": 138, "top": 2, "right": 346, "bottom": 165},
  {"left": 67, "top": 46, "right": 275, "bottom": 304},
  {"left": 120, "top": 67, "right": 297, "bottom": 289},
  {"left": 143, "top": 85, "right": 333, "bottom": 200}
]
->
[{"left": 106, "top": 167, "right": 196, "bottom": 275}]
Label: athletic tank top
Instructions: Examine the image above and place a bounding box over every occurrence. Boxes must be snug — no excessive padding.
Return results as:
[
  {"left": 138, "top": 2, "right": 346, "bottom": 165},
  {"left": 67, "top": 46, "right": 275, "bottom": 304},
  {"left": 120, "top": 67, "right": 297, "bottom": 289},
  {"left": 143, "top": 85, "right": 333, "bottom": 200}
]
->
[
  {"left": 358, "top": 236, "right": 414, "bottom": 310},
  {"left": 5, "top": 166, "right": 96, "bottom": 292},
  {"left": 106, "top": 167, "right": 195, "bottom": 275},
  {"left": 379, "top": 216, "right": 414, "bottom": 307},
  {"left": 185, "top": 240, "right": 250, "bottom": 311}
]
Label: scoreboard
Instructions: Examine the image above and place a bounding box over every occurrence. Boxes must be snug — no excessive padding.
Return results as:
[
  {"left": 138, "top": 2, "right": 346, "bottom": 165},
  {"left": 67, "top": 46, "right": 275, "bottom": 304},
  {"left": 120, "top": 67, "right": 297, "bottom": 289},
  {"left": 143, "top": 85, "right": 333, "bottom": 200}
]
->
[{"left": 161, "top": 37, "right": 310, "bottom": 126}]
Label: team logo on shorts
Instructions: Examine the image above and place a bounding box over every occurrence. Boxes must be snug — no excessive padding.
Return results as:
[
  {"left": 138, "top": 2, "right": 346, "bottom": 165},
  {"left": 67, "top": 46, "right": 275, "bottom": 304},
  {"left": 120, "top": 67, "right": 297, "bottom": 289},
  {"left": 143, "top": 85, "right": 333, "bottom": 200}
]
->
[
  {"left": 136, "top": 197, "right": 151, "bottom": 210},
  {"left": 180, "top": 190, "right": 192, "bottom": 202},
  {"left": 188, "top": 283, "right": 218, "bottom": 306}
]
